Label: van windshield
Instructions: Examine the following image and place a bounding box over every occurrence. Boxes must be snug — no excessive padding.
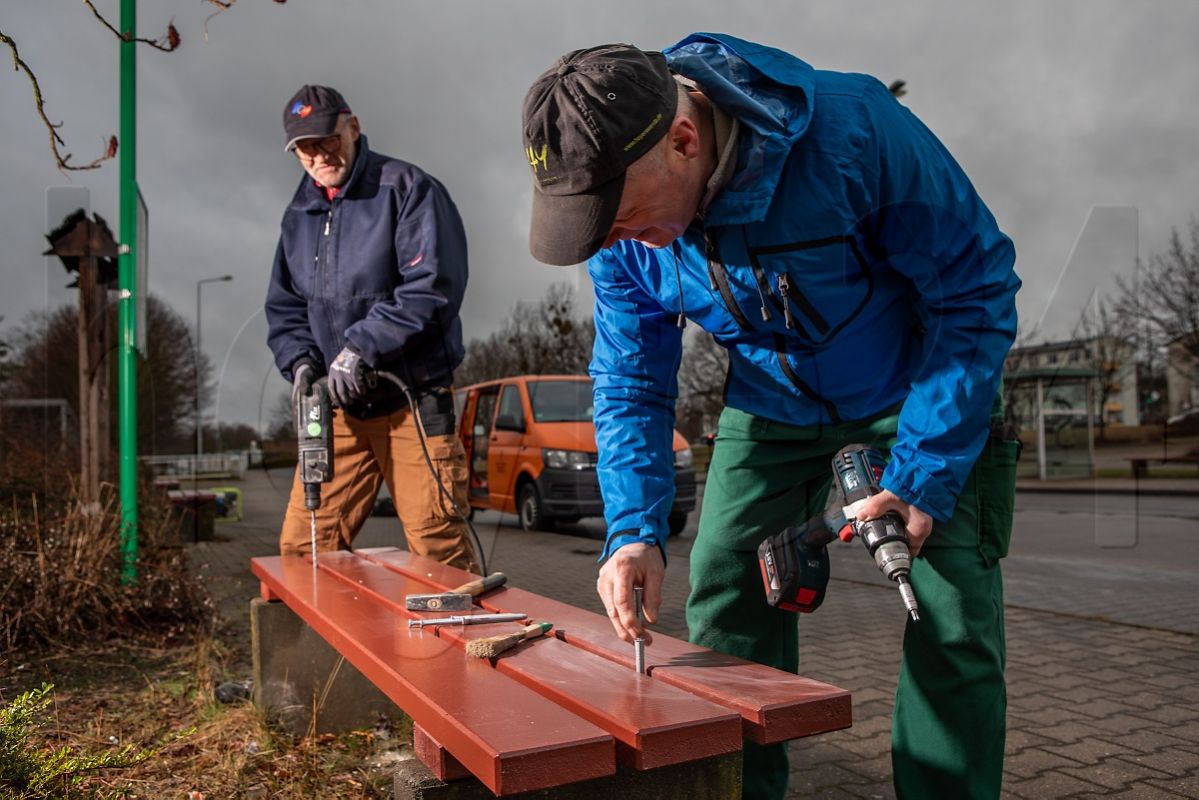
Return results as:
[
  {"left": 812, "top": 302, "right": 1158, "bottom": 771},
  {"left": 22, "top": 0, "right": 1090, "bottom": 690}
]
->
[{"left": 528, "top": 380, "right": 594, "bottom": 423}]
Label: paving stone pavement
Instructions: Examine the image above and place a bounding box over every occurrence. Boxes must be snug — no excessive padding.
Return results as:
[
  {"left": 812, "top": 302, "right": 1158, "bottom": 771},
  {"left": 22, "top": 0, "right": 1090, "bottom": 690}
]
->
[{"left": 189, "top": 470, "right": 1199, "bottom": 799}]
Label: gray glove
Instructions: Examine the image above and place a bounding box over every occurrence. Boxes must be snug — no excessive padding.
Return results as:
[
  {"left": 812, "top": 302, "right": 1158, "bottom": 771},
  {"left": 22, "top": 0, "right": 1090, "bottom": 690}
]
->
[
  {"left": 290, "top": 359, "right": 318, "bottom": 411},
  {"left": 328, "top": 346, "right": 367, "bottom": 408}
]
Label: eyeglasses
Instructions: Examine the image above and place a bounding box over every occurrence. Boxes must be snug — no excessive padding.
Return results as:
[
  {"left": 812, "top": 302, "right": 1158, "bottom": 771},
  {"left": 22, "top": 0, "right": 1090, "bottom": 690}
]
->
[{"left": 293, "top": 127, "right": 347, "bottom": 160}]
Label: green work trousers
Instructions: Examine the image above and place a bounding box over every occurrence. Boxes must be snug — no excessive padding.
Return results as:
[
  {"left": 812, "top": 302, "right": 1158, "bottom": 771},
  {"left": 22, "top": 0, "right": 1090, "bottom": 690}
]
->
[{"left": 686, "top": 407, "right": 1017, "bottom": 800}]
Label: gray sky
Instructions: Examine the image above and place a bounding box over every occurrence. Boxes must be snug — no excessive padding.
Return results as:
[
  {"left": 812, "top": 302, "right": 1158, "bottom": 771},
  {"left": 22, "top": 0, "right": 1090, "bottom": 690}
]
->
[{"left": 3, "top": 0, "right": 1197, "bottom": 433}]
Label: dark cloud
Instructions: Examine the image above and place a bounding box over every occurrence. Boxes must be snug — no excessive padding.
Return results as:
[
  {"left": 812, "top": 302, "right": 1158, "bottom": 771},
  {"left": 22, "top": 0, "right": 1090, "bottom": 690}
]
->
[{"left": 3, "top": 1, "right": 1197, "bottom": 429}]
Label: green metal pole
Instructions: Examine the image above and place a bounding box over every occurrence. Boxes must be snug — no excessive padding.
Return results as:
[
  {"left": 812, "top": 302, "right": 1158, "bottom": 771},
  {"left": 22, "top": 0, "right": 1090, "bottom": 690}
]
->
[{"left": 118, "top": 0, "right": 138, "bottom": 584}]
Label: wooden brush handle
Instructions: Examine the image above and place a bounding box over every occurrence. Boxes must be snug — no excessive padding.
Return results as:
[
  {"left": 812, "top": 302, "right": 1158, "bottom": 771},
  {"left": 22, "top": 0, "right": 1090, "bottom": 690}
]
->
[
  {"left": 452, "top": 572, "right": 507, "bottom": 597},
  {"left": 520, "top": 621, "right": 553, "bottom": 641}
]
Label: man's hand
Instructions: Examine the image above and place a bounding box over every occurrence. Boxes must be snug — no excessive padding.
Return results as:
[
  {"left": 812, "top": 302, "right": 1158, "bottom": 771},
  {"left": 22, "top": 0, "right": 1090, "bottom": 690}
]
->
[
  {"left": 855, "top": 490, "right": 934, "bottom": 557},
  {"left": 597, "top": 542, "right": 664, "bottom": 644},
  {"left": 290, "top": 359, "right": 317, "bottom": 411},
  {"left": 328, "top": 346, "right": 366, "bottom": 408}
]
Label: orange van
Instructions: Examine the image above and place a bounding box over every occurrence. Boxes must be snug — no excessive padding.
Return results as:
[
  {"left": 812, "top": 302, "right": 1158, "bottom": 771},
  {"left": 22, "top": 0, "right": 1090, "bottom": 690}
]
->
[{"left": 454, "top": 375, "right": 696, "bottom": 535}]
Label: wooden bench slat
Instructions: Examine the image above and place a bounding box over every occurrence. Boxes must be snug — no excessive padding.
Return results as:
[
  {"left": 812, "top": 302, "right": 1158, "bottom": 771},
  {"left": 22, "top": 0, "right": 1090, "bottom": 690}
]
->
[
  {"left": 315, "top": 551, "right": 743, "bottom": 770},
  {"left": 251, "top": 556, "right": 614, "bottom": 795},
  {"left": 359, "top": 548, "right": 852, "bottom": 744}
]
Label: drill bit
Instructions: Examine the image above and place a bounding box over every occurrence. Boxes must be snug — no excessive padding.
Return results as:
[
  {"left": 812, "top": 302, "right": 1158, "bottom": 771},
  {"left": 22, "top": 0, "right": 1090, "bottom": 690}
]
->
[
  {"left": 896, "top": 576, "right": 920, "bottom": 622},
  {"left": 310, "top": 510, "right": 318, "bottom": 567},
  {"left": 633, "top": 586, "right": 646, "bottom": 674}
]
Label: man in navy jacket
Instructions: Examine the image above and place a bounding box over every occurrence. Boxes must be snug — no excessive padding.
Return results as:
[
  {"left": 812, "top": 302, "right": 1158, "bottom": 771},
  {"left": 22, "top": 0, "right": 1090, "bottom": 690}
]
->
[
  {"left": 266, "top": 85, "right": 477, "bottom": 571},
  {"left": 521, "top": 37, "right": 1019, "bottom": 799}
]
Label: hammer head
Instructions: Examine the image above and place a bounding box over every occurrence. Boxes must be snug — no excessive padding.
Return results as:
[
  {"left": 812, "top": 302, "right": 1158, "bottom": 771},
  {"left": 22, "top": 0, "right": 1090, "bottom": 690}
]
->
[{"left": 405, "top": 592, "right": 475, "bottom": 612}]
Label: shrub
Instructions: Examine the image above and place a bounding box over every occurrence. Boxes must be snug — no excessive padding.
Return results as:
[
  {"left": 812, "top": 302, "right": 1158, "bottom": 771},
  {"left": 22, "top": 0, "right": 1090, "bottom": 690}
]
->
[
  {"left": 0, "top": 683, "right": 159, "bottom": 799},
  {"left": 0, "top": 483, "right": 215, "bottom": 652}
]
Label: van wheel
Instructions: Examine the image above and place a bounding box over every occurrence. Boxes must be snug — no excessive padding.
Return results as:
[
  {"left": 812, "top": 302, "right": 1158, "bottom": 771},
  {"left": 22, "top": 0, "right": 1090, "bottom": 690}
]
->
[
  {"left": 518, "top": 484, "right": 554, "bottom": 532},
  {"left": 667, "top": 510, "right": 689, "bottom": 537}
]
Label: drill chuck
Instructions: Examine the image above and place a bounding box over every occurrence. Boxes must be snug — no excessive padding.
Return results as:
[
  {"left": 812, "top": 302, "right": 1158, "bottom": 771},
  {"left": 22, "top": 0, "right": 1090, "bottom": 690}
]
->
[
  {"left": 870, "top": 539, "right": 912, "bottom": 583},
  {"left": 303, "top": 483, "right": 322, "bottom": 512}
]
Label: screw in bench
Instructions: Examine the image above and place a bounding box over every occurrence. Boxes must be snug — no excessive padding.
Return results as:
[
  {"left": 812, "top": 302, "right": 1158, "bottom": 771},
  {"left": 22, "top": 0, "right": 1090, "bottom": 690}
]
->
[{"left": 634, "top": 586, "right": 645, "bottom": 674}]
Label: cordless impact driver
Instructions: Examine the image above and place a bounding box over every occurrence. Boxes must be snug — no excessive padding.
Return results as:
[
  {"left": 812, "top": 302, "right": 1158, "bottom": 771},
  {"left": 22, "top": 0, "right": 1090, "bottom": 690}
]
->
[{"left": 758, "top": 443, "right": 921, "bottom": 621}]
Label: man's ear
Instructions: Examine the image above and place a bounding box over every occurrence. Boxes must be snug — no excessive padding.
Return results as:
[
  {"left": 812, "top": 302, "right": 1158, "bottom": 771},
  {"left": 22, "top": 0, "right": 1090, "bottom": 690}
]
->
[
  {"left": 348, "top": 115, "right": 362, "bottom": 141},
  {"left": 666, "top": 115, "right": 700, "bottom": 161}
]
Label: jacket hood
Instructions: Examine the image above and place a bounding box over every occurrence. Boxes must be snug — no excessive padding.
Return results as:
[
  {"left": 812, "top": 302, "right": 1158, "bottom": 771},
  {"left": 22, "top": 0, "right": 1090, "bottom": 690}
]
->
[{"left": 664, "top": 33, "right": 815, "bottom": 226}]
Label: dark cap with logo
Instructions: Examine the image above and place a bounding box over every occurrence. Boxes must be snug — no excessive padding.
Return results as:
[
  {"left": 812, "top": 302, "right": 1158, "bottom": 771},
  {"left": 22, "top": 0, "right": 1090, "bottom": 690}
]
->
[
  {"left": 282, "top": 85, "right": 352, "bottom": 152},
  {"left": 522, "top": 44, "right": 678, "bottom": 266}
]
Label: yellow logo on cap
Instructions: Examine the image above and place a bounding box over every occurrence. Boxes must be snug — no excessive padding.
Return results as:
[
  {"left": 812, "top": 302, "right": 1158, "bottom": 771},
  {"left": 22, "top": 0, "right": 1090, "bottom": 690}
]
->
[{"left": 526, "top": 144, "right": 548, "bottom": 173}]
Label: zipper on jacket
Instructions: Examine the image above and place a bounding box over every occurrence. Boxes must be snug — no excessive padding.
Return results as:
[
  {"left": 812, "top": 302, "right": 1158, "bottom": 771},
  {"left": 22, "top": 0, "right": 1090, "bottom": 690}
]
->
[
  {"left": 324, "top": 210, "right": 331, "bottom": 236},
  {"left": 777, "top": 275, "right": 795, "bottom": 329},
  {"left": 773, "top": 334, "right": 841, "bottom": 424},
  {"left": 777, "top": 273, "right": 830, "bottom": 337},
  {"left": 705, "top": 230, "right": 754, "bottom": 332},
  {"left": 742, "top": 228, "right": 780, "bottom": 322}
]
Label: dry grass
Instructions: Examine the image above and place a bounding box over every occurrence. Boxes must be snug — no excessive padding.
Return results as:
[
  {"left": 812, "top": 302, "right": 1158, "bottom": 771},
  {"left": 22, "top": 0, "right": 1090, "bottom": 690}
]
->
[
  {"left": 1, "top": 466, "right": 405, "bottom": 798},
  {"left": 0, "top": 482, "right": 213, "bottom": 653},
  {"left": 2, "top": 636, "right": 402, "bottom": 798}
]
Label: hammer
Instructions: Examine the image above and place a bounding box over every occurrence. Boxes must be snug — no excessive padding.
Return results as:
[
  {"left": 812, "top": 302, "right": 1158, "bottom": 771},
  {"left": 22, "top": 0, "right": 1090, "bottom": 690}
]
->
[{"left": 405, "top": 573, "right": 507, "bottom": 612}]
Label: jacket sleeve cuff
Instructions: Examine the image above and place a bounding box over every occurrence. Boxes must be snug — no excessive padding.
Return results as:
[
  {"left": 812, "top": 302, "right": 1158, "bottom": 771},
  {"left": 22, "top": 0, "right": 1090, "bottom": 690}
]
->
[
  {"left": 600, "top": 529, "right": 668, "bottom": 566},
  {"left": 285, "top": 355, "right": 324, "bottom": 383},
  {"left": 881, "top": 460, "right": 957, "bottom": 523}
]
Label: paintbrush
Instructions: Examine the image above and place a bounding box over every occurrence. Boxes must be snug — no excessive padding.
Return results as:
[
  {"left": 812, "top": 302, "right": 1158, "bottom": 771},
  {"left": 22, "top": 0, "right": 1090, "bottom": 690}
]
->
[{"left": 465, "top": 621, "right": 553, "bottom": 659}]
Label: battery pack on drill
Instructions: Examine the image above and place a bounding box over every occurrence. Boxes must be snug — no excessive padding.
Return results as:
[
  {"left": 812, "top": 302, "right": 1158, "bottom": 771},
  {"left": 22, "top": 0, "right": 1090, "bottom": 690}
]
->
[{"left": 758, "top": 520, "right": 833, "bottom": 613}]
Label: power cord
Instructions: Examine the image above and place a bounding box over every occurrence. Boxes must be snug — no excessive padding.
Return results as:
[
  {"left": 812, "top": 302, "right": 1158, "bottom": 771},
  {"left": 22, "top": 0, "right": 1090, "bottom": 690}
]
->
[{"left": 373, "top": 369, "right": 489, "bottom": 576}]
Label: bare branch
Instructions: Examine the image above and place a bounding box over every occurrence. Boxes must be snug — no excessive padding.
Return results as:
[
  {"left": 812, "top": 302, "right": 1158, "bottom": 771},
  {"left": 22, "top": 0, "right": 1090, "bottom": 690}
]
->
[
  {"left": 202, "top": 0, "right": 287, "bottom": 40},
  {"left": 81, "top": 0, "right": 180, "bottom": 52},
  {"left": 1, "top": 28, "right": 115, "bottom": 171}
]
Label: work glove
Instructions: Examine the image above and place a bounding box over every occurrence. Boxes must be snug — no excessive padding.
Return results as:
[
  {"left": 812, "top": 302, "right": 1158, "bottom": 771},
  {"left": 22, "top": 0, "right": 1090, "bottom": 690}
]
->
[
  {"left": 290, "top": 358, "right": 318, "bottom": 411},
  {"left": 328, "top": 345, "right": 367, "bottom": 408}
]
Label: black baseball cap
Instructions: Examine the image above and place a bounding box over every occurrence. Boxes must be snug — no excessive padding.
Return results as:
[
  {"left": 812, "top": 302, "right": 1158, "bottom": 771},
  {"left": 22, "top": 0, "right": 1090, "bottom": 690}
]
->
[
  {"left": 522, "top": 44, "right": 678, "bottom": 266},
  {"left": 282, "top": 85, "right": 352, "bottom": 152}
]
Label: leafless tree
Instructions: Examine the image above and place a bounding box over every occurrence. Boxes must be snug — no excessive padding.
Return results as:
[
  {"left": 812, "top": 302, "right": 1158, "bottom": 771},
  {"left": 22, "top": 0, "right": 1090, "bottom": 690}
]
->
[
  {"left": 675, "top": 328, "right": 728, "bottom": 440},
  {"left": 3, "top": 1, "right": 286, "bottom": 171},
  {"left": 456, "top": 283, "right": 595, "bottom": 385},
  {"left": 1000, "top": 321, "right": 1043, "bottom": 432},
  {"left": 2, "top": 296, "right": 212, "bottom": 456},
  {"left": 1079, "top": 298, "right": 1136, "bottom": 440},
  {"left": 1116, "top": 217, "right": 1199, "bottom": 384}
]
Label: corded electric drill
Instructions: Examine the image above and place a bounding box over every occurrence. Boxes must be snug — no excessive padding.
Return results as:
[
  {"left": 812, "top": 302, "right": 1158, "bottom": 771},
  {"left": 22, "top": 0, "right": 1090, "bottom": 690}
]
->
[
  {"left": 758, "top": 443, "right": 921, "bottom": 621},
  {"left": 295, "top": 377, "right": 333, "bottom": 555}
]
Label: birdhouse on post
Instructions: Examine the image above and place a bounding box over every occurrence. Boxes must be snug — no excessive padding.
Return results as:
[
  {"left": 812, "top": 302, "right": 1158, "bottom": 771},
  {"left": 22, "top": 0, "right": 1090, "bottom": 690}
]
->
[{"left": 44, "top": 210, "right": 120, "bottom": 508}]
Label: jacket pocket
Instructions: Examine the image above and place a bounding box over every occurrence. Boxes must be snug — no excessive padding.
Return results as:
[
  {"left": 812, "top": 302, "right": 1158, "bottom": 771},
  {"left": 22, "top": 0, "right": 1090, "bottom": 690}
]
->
[
  {"left": 747, "top": 236, "right": 874, "bottom": 347},
  {"left": 973, "top": 436, "right": 1019, "bottom": 563}
]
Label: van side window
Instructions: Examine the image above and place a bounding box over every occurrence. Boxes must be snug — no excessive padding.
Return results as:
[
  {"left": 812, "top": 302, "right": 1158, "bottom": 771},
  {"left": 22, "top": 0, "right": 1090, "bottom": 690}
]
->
[{"left": 498, "top": 384, "right": 525, "bottom": 430}]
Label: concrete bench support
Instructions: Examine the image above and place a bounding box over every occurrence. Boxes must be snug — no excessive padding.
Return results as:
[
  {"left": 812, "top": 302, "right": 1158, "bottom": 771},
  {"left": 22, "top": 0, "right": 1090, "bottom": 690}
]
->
[{"left": 251, "top": 597, "right": 400, "bottom": 737}]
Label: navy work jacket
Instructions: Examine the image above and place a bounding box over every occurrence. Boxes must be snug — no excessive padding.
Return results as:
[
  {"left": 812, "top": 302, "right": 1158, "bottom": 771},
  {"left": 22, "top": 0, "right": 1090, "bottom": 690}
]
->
[{"left": 266, "top": 135, "right": 468, "bottom": 418}]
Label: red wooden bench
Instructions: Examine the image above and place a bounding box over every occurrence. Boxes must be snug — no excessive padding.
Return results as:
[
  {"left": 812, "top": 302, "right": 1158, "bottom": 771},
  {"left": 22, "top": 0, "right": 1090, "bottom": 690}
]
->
[{"left": 251, "top": 548, "right": 851, "bottom": 796}]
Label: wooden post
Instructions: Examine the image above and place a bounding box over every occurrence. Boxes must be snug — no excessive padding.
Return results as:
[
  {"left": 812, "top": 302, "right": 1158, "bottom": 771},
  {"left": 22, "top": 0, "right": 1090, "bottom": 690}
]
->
[
  {"left": 45, "top": 211, "right": 119, "bottom": 508},
  {"left": 77, "top": 254, "right": 99, "bottom": 507}
]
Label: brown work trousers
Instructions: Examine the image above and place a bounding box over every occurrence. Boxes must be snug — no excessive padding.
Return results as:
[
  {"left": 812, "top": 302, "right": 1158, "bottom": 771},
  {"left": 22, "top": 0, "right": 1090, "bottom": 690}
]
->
[{"left": 279, "top": 405, "right": 478, "bottom": 573}]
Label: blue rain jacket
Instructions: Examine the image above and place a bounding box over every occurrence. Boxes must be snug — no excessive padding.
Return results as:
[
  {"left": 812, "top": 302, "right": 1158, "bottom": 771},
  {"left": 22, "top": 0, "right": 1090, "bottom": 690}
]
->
[
  {"left": 266, "top": 135, "right": 467, "bottom": 418},
  {"left": 590, "top": 33, "right": 1020, "bottom": 559}
]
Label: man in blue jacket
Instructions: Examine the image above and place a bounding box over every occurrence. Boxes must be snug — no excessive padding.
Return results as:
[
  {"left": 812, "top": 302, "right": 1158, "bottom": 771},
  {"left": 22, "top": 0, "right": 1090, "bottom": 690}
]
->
[
  {"left": 521, "top": 36, "right": 1020, "bottom": 799},
  {"left": 266, "top": 85, "right": 477, "bottom": 572}
]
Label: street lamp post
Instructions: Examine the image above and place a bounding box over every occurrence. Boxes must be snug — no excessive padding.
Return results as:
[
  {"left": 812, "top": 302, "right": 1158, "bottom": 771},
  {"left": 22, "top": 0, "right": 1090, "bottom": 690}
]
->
[{"left": 196, "top": 275, "right": 234, "bottom": 466}]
